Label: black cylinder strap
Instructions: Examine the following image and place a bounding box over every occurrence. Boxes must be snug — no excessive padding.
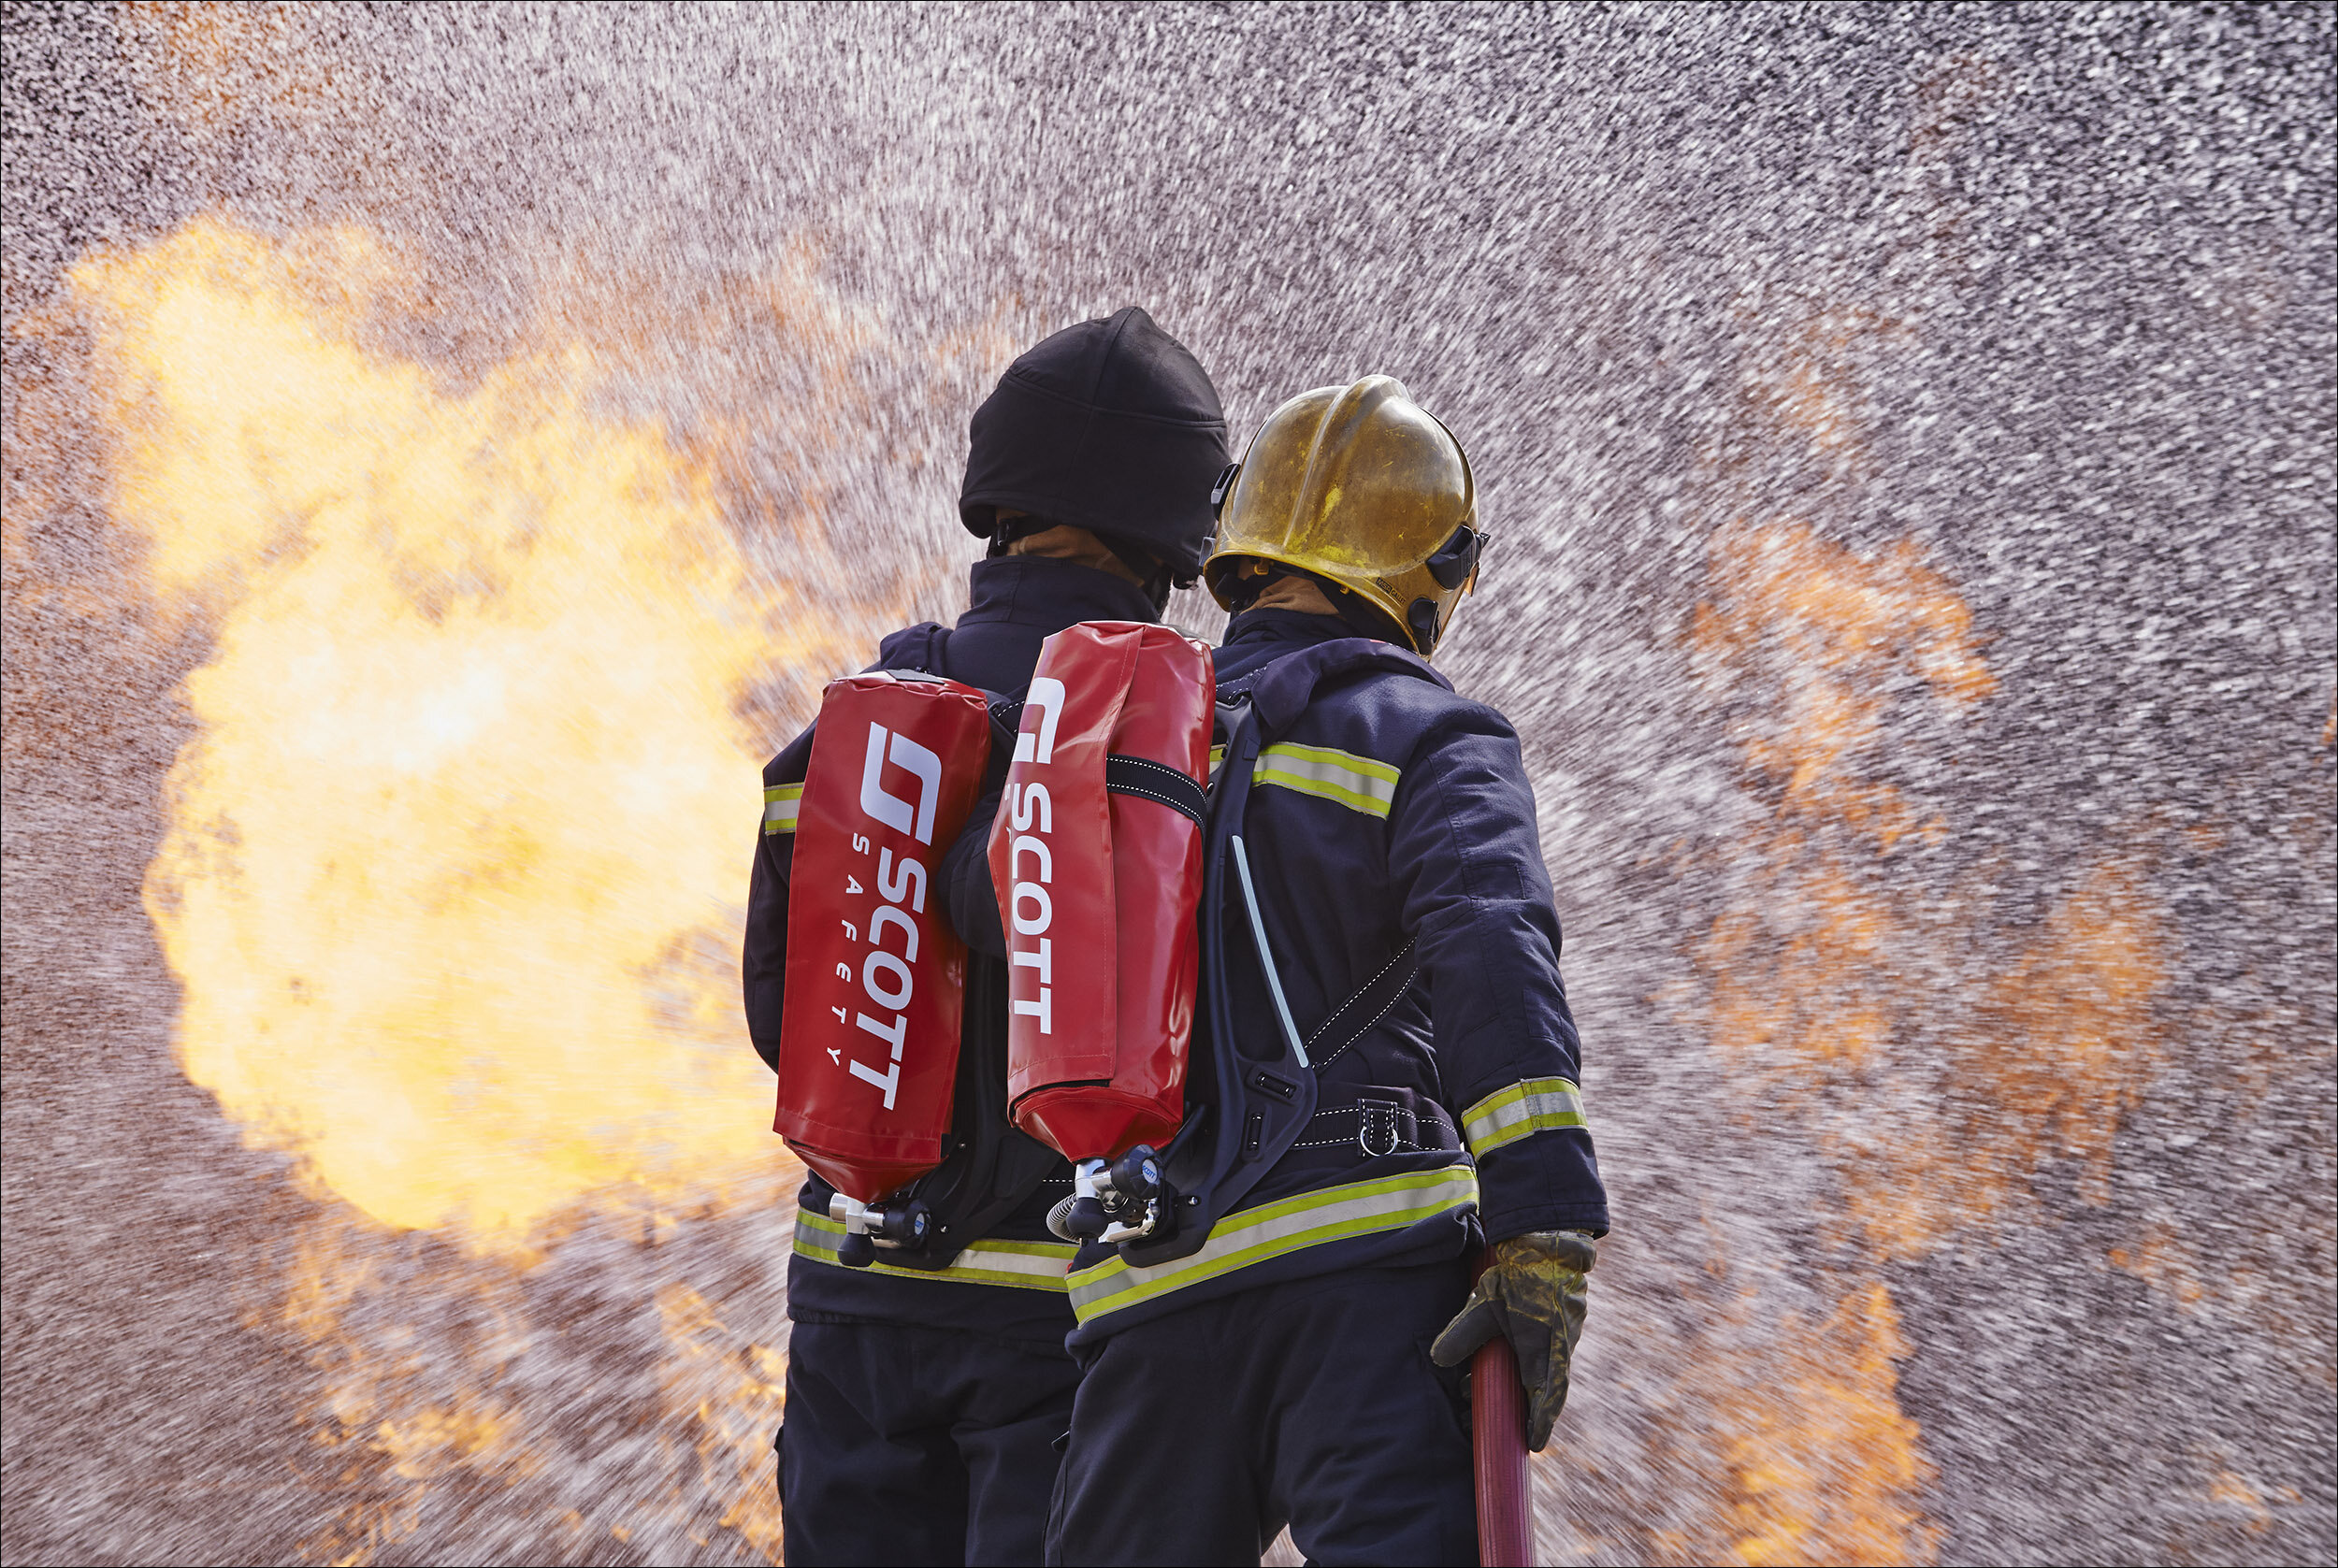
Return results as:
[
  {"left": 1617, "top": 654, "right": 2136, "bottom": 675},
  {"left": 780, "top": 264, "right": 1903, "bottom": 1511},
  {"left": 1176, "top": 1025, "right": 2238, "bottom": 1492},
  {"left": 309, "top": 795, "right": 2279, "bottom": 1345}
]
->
[{"left": 1104, "top": 754, "right": 1207, "bottom": 827}]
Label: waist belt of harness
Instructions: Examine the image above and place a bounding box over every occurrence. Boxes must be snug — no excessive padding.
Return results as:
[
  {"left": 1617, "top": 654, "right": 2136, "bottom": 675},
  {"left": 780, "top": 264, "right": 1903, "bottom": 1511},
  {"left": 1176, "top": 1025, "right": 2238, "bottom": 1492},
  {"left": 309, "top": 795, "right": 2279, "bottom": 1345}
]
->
[{"left": 1289, "top": 1090, "right": 1460, "bottom": 1158}]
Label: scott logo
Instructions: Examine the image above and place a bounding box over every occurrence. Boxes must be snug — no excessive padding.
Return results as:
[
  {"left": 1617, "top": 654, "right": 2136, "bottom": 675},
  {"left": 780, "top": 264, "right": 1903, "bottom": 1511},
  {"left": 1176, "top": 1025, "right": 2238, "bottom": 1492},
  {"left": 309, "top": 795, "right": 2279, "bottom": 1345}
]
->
[
  {"left": 860, "top": 723, "right": 943, "bottom": 844},
  {"left": 836, "top": 841, "right": 927, "bottom": 1111},
  {"left": 825, "top": 718, "right": 945, "bottom": 1111},
  {"left": 1004, "top": 683, "right": 1061, "bottom": 1036}
]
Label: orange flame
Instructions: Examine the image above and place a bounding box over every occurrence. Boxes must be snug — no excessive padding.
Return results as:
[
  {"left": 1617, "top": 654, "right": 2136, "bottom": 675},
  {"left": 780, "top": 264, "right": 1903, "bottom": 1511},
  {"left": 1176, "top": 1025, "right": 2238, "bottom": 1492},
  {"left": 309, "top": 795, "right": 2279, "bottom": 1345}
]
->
[
  {"left": 1680, "top": 520, "right": 1984, "bottom": 1562},
  {"left": 1692, "top": 517, "right": 1994, "bottom": 853},
  {"left": 1694, "top": 521, "right": 2172, "bottom": 1260},
  {"left": 59, "top": 215, "right": 945, "bottom": 1561},
  {"left": 1671, "top": 511, "right": 2180, "bottom": 1563},
  {"left": 1714, "top": 1282, "right": 1938, "bottom": 1567},
  {"left": 71, "top": 218, "right": 864, "bottom": 1241}
]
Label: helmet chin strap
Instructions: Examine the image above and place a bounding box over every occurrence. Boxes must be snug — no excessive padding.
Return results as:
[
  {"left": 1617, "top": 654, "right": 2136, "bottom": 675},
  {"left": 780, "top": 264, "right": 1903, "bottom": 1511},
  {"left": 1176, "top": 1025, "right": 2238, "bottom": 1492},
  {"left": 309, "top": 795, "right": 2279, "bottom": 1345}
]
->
[{"left": 1246, "top": 574, "right": 1336, "bottom": 615}]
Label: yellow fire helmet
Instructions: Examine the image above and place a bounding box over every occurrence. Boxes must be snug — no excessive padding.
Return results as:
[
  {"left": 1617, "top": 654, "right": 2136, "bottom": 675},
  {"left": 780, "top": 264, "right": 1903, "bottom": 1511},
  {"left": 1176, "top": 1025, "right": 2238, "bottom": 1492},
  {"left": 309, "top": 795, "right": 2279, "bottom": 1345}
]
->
[{"left": 1202, "top": 376, "right": 1483, "bottom": 656}]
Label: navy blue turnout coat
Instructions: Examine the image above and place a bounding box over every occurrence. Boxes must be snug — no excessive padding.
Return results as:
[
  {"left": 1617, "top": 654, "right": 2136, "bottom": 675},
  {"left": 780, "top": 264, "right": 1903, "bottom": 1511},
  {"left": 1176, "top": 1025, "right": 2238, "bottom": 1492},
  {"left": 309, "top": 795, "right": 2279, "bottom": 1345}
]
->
[{"left": 1042, "top": 609, "right": 1610, "bottom": 1345}]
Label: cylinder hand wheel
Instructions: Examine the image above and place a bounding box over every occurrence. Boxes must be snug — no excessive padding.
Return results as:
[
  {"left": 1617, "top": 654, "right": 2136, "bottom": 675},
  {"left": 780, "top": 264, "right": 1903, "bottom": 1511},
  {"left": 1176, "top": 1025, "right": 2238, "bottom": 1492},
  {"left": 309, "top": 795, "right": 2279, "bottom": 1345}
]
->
[
  {"left": 881, "top": 1201, "right": 932, "bottom": 1247},
  {"left": 1109, "top": 1145, "right": 1163, "bottom": 1201}
]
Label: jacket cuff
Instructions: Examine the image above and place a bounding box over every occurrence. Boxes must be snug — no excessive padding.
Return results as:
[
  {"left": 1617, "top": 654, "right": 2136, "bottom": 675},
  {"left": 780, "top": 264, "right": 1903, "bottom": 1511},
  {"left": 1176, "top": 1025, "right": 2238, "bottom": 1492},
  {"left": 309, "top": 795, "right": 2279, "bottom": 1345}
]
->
[
  {"left": 1477, "top": 1199, "right": 1610, "bottom": 1244},
  {"left": 1471, "top": 1125, "right": 1609, "bottom": 1242}
]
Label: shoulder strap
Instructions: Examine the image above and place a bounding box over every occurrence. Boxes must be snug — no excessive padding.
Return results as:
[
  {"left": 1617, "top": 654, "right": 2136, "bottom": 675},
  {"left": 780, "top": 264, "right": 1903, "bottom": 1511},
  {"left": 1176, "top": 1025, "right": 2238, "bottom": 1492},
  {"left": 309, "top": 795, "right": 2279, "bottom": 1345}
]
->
[
  {"left": 1301, "top": 938, "right": 1419, "bottom": 1072},
  {"left": 1124, "top": 695, "right": 1319, "bottom": 1267},
  {"left": 875, "top": 621, "right": 953, "bottom": 677}
]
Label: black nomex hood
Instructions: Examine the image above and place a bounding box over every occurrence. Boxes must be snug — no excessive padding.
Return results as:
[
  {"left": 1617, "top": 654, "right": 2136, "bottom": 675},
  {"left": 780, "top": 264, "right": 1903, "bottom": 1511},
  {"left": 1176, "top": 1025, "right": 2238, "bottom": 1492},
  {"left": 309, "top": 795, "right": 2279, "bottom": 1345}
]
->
[{"left": 959, "top": 307, "right": 1230, "bottom": 581}]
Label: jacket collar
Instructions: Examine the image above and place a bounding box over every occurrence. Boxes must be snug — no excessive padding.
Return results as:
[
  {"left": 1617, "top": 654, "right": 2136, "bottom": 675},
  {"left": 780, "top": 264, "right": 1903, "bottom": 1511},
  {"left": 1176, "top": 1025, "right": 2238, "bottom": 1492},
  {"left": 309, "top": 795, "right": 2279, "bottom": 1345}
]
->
[
  {"left": 1221, "top": 608, "right": 1352, "bottom": 654},
  {"left": 1221, "top": 611, "right": 1450, "bottom": 738},
  {"left": 960, "top": 554, "right": 1160, "bottom": 631}
]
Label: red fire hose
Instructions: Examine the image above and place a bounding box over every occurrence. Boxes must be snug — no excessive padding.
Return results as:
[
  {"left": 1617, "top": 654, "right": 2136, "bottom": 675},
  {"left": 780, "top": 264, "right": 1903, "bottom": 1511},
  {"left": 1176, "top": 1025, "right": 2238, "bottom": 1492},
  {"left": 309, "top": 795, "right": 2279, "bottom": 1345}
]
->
[{"left": 1471, "top": 1252, "right": 1534, "bottom": 1567}]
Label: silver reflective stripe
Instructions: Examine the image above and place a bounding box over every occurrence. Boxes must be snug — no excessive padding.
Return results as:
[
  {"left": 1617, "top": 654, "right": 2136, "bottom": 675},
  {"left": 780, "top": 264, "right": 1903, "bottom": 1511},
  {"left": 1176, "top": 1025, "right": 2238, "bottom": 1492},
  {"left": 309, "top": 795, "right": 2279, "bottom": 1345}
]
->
[
  {"left": 1460, "top": 1078, "right": 1587, "bottom": 1158},
  {"left": 1065, "top": 1163, "right": 1479, "bottom": 1324},
  {"left": 1205, "top": 744, "right": 1400, "bottom": 816},
  {"left": 792, "top": 1209, "right": 1075, "bottom": 1291},
  {"left": 1252, "top": 742, "right": 1400, "bottom": 818},
  {"left": 763, "top": 783, "right": 802, "bottom": 836}
]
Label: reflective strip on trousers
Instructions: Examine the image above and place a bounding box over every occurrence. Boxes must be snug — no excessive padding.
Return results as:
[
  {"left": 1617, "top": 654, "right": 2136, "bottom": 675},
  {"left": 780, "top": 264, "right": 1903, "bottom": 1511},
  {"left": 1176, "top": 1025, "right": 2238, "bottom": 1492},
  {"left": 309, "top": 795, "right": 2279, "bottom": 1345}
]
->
[
  {"left": 1205, "top": 742, "right": 1401, "bottom": 818},
  {"left": 1066, "top": 1163, "right": 1479, "bottom": 1325},
  {"left": 763, "top": 783, "right": 802, "bottom": 835},
  {"left": 792, "top": 1209, "right": 1076, "bottom": 1291},
  {"left": 1460, "top": 1077, "right": 1587, "bottom": 1158}
]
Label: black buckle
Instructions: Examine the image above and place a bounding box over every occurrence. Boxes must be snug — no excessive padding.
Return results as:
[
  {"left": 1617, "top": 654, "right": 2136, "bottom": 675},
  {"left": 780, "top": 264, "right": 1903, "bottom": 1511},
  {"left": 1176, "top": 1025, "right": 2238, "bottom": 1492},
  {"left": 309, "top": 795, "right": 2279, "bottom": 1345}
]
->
[
  {"left": 1423, "top": 524, "right": 1483, "bottom": 589},
  {"left": 1210, "top": 462, "right": 1242, "bottom": 517}
]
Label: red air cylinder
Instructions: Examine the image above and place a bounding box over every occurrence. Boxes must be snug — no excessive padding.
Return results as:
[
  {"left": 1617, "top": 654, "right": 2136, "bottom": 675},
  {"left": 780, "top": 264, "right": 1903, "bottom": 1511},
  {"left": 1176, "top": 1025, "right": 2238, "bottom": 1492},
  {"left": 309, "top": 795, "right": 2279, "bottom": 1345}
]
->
[
  {"left": 775, "top": 672, "right": 992, "bottom": 1202},
  {"left": 993, "top": 621, "right": 1214, "bottom": 1162}
]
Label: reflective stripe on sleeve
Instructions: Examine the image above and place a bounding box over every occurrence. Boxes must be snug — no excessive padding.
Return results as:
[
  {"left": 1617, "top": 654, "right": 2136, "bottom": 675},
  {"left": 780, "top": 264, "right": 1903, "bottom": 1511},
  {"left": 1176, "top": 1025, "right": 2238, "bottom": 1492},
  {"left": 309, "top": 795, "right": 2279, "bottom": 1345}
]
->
[
  {"left": 1460, "top": 1078, "right": 1587, "bottom": 1158},
  {"left": 762, "top": 784, "right": 802, "bottom": 835},
  {"left": 791, "top": 1209, "right": 1076, "bottom": 1291},
  {"left": 1065, "top": 1163, "right": 1478, "bottom": 1326},
  {"left": 1252, "top": 742, "right": 1401, "bottom": 818}
]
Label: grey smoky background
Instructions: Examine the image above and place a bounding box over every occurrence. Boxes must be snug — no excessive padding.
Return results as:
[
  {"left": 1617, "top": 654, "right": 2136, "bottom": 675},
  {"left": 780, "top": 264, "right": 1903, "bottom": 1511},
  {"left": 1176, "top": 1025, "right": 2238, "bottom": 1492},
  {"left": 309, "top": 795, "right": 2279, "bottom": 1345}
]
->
[{"left": 4, "top": 4, "right": 2331, "bottom": 1564}]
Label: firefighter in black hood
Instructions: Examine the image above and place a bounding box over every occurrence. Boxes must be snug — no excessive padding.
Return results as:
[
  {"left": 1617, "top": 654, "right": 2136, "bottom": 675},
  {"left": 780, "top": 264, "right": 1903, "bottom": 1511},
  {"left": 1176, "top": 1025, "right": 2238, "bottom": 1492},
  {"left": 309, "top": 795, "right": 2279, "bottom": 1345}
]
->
[{"left": 743, "top": 308, "right": 1231, "bottom": 1566}]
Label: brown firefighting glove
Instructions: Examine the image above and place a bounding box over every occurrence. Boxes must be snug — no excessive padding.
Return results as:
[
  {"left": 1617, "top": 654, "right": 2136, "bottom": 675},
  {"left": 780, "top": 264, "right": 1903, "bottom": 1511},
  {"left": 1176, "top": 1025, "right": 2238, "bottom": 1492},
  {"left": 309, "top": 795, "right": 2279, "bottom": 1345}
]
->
[{"left": 1429, "top": 1230, "right": 1596, "bottom": 1452}]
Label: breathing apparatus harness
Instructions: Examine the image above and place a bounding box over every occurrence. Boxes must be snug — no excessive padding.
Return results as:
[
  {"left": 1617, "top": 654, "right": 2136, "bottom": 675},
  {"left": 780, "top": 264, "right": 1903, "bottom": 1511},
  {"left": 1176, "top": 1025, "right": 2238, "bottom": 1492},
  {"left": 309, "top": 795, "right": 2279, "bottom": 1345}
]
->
[
  {"left": 789, "top": 624, "right": 1070, "bottom": 1272},
  {"left": 1047, "top": 641, "right": 1442, "bottom": 1269}
]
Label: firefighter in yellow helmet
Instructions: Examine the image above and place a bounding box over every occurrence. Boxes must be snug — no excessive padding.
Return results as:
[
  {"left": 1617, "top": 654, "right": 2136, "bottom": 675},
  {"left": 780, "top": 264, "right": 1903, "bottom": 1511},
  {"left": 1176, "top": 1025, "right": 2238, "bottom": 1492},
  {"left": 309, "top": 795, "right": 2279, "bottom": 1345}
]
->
[
  {"left": 1205, "top": 373, "right": 1485, "bottom": 655},
  {"left": 1046, "top": 377, "right": 1609, "bottom": 1565}
]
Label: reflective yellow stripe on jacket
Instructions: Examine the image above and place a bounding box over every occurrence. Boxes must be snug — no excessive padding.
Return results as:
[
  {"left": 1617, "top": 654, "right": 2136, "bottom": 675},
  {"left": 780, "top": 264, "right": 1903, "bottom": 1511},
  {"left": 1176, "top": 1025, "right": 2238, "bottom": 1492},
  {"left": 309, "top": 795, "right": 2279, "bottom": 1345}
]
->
[
  {"left": 1066, "top": 1163, "right": 1479, "bottom": 1327},
  {"left": 792, "top": 1209, "right": 1076, "bottom": 1291},
  {"left": 763, "top": 783, "right": 802, "bottom": 836},
  {"left": 1205, "top": 743, "right": 1401, "bottom": 820},
  {"left": 1460, "top": 1078, "right": 1586, "bottom": 1158}
]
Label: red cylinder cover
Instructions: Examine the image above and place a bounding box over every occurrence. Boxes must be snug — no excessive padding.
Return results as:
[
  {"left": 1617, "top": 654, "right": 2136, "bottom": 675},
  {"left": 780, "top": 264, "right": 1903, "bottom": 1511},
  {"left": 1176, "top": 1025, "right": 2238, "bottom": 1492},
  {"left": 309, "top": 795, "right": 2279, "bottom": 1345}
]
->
[
  {"left": 774, "top": 673, "right": 992, "bottom": 1202},
  {"left": 993, "top": 621, "right": 1214, "bottom": 1162}
]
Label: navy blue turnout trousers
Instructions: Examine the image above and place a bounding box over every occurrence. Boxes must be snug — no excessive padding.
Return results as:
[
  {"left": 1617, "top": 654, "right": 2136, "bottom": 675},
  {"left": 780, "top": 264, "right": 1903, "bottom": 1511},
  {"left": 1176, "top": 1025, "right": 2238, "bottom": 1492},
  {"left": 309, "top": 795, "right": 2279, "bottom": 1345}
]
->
[
  {"left": 781, "top": 1320, "right": 1083, "bottom": 1565},
  {"left": 1046, "top": 1261, "right": 1479, "bottom": 1567}
]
